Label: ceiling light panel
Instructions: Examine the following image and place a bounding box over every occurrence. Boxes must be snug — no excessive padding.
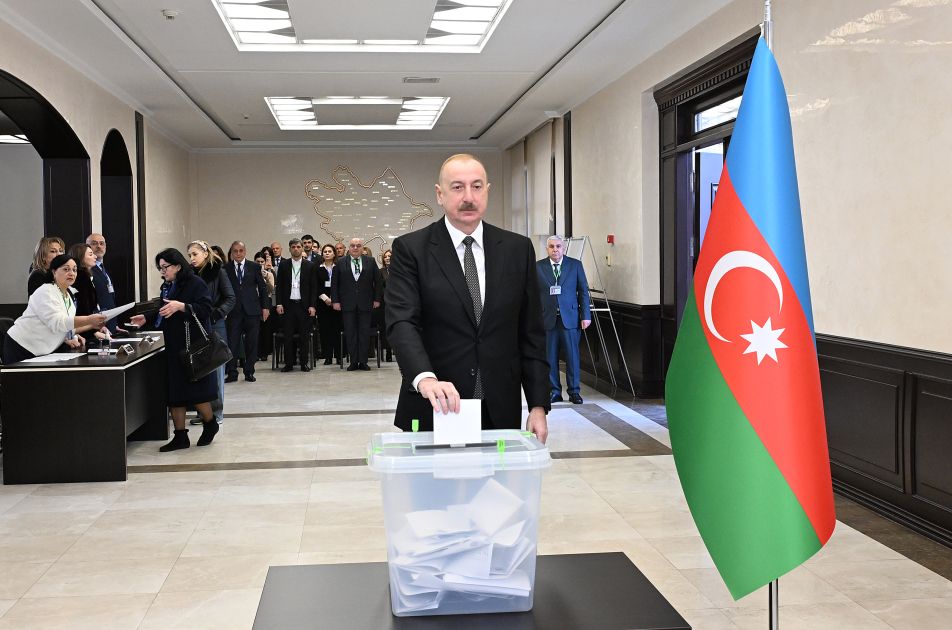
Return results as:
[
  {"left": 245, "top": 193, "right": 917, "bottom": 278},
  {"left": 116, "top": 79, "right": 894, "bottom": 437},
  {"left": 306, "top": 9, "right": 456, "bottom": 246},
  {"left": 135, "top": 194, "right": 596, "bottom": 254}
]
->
[
  {"left": 265, "top": 96, "right": 449, "bottom": 130},
  {"left": 212, "top": 0, "right": 514, "bottom": 53}
]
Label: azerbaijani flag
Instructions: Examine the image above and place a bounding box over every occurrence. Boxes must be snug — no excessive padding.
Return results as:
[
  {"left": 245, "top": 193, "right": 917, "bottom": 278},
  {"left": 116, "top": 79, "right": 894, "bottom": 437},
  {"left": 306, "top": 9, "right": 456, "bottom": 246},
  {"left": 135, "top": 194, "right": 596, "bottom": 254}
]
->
[{"left": 665, "top": 38, "right": 836, "bottom": 600}]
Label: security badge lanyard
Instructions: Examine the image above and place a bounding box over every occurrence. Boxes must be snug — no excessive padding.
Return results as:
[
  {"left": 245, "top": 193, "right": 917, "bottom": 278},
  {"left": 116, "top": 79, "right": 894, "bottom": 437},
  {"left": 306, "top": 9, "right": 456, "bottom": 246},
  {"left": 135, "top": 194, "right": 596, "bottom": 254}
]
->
[
  {"left": 62, "top": 290, "right": 76, "bottom": 339},
  {"left": 549, "top": 263, "right": 561, "bottom": 296},
  {"left": 291, "top": 261, "right": 301, "bottom": 291}
]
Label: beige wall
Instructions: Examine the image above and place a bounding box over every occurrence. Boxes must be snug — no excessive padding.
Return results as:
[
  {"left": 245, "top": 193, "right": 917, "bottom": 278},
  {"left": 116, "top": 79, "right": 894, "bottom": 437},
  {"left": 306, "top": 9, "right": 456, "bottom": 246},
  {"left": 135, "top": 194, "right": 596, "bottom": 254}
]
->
[
  {"left": 569, "top": 0, "right": 951, "bottom": 352},
  {"left": 190, "top": 150, "right": 504, "bottom": 259},
  {"left": 143, "top": 124, "right": 192, "bottom": 296}
]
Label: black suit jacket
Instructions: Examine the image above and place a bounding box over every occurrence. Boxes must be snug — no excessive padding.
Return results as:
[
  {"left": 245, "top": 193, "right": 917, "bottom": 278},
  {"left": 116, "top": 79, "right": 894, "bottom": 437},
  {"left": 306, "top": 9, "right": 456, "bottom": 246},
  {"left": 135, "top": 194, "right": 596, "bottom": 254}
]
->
[
  {"left": 331, "top": 255, "right": 381, "bottom": 312},
  {"left": 90, "top": 263, "right": 118, "bottom": 332},
  {"left": 385, "top": 219, "right": 550, "bottom": 431},
  {"left": 224, "top": 259, "right": 269, "bottom": 317},
  {"left": 275, "top": 258, "right": 317, "bottom": 308}
]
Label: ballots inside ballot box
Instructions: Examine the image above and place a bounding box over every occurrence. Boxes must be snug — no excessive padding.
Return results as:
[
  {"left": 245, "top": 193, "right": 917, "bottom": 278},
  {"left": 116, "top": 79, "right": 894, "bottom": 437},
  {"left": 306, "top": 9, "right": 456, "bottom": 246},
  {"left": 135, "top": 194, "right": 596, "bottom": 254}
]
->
[{"left": 367, "top": 430, "right": 551, "bottom": 617}]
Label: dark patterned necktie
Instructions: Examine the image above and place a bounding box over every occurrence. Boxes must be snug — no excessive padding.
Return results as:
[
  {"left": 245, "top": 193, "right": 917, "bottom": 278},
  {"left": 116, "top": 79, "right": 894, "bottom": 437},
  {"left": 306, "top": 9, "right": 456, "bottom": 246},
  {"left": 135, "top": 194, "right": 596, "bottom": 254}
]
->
[{"left": 462, "top": 236, "right": 483, "bottom": 398}]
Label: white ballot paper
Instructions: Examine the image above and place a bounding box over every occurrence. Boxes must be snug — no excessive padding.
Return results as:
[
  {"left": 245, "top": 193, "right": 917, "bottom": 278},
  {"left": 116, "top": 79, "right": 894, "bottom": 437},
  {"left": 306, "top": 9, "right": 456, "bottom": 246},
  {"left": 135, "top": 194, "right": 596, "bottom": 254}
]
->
[
  {"left": 387, "top": 476, "right": 535, "bottom": 613},
  {"left": 20, "top": 353, "right": 80, "bottom": 363},
  {"left": 100, "top": 302, "right": 135, "bottom": 322},
  {"left": 433, "top": 398, "right": 481, "bottom": 445}
]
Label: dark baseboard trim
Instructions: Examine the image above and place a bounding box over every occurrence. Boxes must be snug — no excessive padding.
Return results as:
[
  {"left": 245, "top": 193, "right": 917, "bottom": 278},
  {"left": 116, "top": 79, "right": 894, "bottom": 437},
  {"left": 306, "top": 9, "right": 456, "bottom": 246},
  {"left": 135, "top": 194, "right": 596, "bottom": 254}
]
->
[{"left": 833, "top": 480, "right": 952, "bottom": 549}]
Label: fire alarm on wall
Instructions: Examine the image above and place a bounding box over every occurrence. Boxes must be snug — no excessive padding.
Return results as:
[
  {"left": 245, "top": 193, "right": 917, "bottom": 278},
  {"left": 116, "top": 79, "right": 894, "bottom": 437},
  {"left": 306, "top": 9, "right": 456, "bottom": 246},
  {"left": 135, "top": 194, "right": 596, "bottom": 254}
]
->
[{"left": 607, "top": 234, "right": 615, "bottom": 245}]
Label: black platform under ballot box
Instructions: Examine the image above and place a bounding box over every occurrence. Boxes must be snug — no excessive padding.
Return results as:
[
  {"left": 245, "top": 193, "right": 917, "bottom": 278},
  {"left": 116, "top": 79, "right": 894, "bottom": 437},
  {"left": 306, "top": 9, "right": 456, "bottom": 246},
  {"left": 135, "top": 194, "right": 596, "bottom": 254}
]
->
[{"left": 254, "top": 552, "right": 690, "bottom": 629}]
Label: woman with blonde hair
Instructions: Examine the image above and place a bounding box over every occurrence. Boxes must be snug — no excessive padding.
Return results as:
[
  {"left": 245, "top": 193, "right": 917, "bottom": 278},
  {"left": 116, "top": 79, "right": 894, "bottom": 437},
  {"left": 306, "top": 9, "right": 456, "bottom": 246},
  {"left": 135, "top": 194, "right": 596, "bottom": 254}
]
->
[
  {"left": 28, "top": 236, "right": 65, "bottom": 297},
  {"left": 186, "top": 240, "right": 235, "bottom": 425}
]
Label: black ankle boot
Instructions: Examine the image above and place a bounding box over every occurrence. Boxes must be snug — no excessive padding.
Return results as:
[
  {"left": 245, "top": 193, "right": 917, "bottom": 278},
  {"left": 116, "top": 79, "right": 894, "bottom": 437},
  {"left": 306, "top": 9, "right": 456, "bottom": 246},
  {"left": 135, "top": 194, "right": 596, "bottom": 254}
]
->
[
  {"left": 160, "top": 429, "right": 189, "bottom": 452},
  {"left": 196, "top": 419, "right": 219, "bottom": 446}
]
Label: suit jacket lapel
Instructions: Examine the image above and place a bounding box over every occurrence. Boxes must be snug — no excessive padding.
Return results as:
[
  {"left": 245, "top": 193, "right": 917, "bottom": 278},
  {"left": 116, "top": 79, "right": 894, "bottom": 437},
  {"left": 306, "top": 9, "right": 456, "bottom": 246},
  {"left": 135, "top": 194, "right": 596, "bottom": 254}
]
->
[{"left": 430, "top": 220, "right": 477, "bottom": 328}]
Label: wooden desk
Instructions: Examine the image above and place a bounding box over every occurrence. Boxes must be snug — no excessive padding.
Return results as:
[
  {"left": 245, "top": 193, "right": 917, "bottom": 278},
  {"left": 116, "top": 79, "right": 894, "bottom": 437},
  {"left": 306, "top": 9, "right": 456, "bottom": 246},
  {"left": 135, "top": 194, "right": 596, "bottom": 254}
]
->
[{"left": 1, "top": 336, "right": 169, "bottom": 484}]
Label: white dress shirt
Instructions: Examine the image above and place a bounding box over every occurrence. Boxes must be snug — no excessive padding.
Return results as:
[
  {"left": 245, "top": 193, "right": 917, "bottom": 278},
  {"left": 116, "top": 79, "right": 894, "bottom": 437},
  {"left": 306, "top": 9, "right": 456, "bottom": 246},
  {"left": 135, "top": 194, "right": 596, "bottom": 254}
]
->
[
  {"left": 7, "top": 283, "right": 77, "bottom": 356},
  {"left": 290, "top": 258, "right": 302, "bottom": 300},
  {"left": 412, "top": 217, "right": 486, "bottom": 391}
]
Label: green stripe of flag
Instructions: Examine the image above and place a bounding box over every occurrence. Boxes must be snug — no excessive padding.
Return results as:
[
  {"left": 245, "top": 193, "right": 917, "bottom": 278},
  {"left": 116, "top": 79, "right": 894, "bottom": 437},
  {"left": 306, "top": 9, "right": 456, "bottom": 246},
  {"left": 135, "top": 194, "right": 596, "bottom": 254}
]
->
[{"left": 666, "top": 290, "right": 821, "bottom": 599}]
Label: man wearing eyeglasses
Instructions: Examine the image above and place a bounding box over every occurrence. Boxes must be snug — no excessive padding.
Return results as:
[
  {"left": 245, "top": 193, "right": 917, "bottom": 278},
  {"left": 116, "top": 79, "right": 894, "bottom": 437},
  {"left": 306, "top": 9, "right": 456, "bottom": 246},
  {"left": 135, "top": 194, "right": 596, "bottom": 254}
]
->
[
  {"left": 224, "top": 241, "right": 270, "bottom": 382},
  {"left": 331, "top": 237, "right": 381, "bottom": 371},
  {"left": 86, "top": 233, "right": 118, "bottom": 333}
]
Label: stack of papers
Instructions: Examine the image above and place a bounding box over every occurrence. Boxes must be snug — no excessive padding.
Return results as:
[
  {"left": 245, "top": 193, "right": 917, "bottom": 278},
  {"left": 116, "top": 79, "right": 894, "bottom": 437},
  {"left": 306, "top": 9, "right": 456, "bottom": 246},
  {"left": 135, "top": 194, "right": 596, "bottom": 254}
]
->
[{"left": 388, "top": 478, "right": 535, "bottom": 613}]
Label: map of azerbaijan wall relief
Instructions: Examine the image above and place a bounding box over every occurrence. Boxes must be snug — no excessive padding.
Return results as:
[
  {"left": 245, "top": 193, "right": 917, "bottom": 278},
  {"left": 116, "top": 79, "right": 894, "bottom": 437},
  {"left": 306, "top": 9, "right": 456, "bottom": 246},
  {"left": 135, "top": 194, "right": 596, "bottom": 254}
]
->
[{"left": 305, "top": 166, "right": 434, "bottom": 254}]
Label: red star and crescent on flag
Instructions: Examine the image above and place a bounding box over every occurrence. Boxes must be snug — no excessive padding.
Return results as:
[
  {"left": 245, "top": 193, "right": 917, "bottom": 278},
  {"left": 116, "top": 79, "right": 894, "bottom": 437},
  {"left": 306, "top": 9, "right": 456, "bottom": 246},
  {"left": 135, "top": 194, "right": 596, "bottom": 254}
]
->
[{"left": 691, "top": 167, "right": 832, "bottom": 539}]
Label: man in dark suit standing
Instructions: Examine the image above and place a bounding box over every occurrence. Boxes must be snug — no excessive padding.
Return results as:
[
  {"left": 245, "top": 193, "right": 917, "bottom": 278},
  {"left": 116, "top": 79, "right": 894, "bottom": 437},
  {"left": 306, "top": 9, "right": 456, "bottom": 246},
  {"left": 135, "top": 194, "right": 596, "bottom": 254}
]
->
[
  {"left": 276, "top": 238, "right": 316, "bottom": 372},
  {"left": 86, "top": 233, "right": 118, "bottom": 333},
  {"left": 537, "top": 235, "right": 591, "bottom": 405},
  {"left": 386, "top": 154, "right": 550, "bottom": 442},
  {"left": 332, "top": 237, "right": 381, "bottom": 371},
  {"left": 225, "top": 241, "right": 270, "bottom": 382}
]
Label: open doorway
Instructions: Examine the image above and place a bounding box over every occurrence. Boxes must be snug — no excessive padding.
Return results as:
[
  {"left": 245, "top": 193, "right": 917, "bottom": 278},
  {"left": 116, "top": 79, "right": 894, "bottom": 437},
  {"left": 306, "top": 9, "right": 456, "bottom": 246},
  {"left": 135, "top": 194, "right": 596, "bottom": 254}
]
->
[
  {"left": 655, "top": 33, "right": 757, "bottom": 376},
  {"left": 0, "top": 70, "right": 92, "bottom": 312},
  {"left": 101, "top": 129, "right": 135, "bottom": 305}
]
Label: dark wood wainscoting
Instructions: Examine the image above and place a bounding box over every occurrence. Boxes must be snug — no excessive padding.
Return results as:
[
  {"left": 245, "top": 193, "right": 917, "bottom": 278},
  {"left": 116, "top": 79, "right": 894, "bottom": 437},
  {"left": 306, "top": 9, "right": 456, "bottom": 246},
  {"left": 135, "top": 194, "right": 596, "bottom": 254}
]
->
[
  {"left": 818, "top": 334, "right": 952, "bottom": 546},
  {"left": 578, "top": 300, "right": 663, "bottom": 398}
]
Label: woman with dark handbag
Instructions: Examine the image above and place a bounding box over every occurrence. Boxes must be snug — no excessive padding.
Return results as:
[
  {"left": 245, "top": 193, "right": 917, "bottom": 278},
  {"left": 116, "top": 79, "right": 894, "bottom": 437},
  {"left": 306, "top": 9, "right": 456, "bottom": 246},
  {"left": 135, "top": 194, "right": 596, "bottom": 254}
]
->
[
  {"left": 130, "top": 248, "right": 220, "bottom": 452},
  {"left": 187, "top": 240, "right": 236, "bottom": 425}
]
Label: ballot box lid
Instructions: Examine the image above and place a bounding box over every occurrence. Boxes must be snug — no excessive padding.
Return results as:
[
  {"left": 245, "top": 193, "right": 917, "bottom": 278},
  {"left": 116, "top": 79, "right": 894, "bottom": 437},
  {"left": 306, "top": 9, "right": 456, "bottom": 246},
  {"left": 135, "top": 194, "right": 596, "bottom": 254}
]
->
[{"left": 367, "top": 429, "right": 551, "bottom": 475}]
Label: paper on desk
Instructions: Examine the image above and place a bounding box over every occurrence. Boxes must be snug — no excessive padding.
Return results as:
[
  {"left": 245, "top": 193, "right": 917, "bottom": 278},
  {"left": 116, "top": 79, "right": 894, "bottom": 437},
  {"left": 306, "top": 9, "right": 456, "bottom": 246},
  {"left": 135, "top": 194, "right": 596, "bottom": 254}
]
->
[
  {"left": 100, "top": 302, "right": 135, "bottom": 322},
  {"left": 433, "top": 398, "right": 481, "bottom": 445},
  {"left": 86, "top": 349, "right": 119, "bottom": 354},
  {"left": 20, "top": 353, "right": 80, "bottom": 363},
  {"left": 107, "top": 337, "right": 141, "bottom": 343}
]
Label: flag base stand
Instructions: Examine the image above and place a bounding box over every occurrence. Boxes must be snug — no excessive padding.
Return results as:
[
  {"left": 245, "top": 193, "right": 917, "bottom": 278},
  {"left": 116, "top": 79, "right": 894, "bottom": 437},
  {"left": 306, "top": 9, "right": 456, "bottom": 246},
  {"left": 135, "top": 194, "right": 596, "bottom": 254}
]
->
[{"left": 769, "top": 579, "right": 779, "bottom": 629}]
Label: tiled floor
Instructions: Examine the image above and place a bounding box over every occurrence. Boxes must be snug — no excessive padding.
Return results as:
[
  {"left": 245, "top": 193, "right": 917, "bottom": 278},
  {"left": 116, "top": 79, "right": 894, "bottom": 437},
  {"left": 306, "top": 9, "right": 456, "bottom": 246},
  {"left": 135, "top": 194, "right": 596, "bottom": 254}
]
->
[{"left": 0, "top": 360, "right": 951, "bottom": 628}]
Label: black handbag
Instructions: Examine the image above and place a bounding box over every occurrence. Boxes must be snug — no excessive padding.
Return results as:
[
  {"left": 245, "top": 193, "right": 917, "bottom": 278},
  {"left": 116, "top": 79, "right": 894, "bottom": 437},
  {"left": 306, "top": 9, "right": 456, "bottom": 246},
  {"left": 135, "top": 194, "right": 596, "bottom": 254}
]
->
[{"left": 180, "top": 306, "right": 232, "bottom": 382}]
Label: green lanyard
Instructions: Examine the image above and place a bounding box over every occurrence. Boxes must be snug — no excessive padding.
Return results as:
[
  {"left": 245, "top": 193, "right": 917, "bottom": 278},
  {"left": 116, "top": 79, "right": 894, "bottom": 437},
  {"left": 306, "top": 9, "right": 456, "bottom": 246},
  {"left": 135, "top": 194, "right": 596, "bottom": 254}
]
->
[
  {"left": 60, "top": 290, "right": 74, "bottom": 313},
  {"left": 553, "top": 263, "right": 561, "bottom": 284},
  {"left": 292, "top": 262, "right": 301, "bottom": 281}
]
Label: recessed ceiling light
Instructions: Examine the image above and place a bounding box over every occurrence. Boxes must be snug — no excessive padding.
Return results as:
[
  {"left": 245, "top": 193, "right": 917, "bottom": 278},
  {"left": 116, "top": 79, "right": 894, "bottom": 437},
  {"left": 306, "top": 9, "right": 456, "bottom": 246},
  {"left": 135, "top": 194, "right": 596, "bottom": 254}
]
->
[
  {"left": 424, "top": 34, "right": 481, "bottom": 46},
  {"left": 362, "top": 39, "right": 419, "bottom": 46},
  {"left": 402, "top": 77, "right": 440, "bottom": 84},
  {"left": 212, "top": 0, "right": 513, "bottom": 53},
  {"left": 433, "top": 7, "right": 497, "bottom": 21},
  {"left": 237, "top": 32, "right": 296, "bottom": 44},
  {"left": 430, "top": 21, "right": 490, "bottom": 35},
  {"left": 265, "top": 96, "right": 449, "bottom": 130},
  {"left": 222, "top": 4, "right": 288, "bottom": 19},
  {"left": 301, "top": 39, "right": 359, "bottom": 45}
]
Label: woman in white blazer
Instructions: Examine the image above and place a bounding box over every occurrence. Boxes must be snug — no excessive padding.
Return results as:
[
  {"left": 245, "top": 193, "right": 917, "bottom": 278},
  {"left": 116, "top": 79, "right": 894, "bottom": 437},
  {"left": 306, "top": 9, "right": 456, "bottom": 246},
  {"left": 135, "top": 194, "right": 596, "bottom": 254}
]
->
[{"left": 3, "top": 254, "right": 108, "bottom": 364}]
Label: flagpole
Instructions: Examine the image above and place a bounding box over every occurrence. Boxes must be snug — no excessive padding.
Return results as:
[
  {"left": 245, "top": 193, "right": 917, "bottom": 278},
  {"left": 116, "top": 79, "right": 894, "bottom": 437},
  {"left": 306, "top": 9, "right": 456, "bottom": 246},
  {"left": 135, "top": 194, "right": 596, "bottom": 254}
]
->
[{"left": 762, "top": 1, "right": 778, "bottom": 628}]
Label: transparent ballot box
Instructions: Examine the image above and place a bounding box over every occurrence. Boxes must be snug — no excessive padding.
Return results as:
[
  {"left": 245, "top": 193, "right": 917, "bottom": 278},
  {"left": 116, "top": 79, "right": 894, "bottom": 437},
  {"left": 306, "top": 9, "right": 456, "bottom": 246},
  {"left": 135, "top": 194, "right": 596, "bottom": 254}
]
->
[{"left": 367, "top": 430, "right": 551, "bottom": 617}]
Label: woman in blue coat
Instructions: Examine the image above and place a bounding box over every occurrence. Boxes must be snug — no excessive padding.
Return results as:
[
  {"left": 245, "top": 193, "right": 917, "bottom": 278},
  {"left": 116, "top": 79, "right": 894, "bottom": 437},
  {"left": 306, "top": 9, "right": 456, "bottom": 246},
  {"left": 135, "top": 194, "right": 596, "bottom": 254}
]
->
[{"left": 131, "top": 248, "right": 219, "bottom": 452}]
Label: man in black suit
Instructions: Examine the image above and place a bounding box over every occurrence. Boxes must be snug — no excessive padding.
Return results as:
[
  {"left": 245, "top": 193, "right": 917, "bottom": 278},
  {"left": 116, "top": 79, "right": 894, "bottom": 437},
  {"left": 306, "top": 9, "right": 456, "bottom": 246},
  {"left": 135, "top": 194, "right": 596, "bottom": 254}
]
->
[
  {"left": 276, "top": 238, "right": 316, "bottom": 372},
  {"left": 385, "top": 154, "right": 549, "bottom": 442},
  {"left": 331, "top": 237, "right": 381, "bottom": 371},
  {"left": 86, "top": 233, "right": 118, "bottom": 333},
  {"left": 301, "top": 234, "right": 320, "bottom": 263},
  {"left": 225, "top": 241, "right": 270, "bottom": 382}
]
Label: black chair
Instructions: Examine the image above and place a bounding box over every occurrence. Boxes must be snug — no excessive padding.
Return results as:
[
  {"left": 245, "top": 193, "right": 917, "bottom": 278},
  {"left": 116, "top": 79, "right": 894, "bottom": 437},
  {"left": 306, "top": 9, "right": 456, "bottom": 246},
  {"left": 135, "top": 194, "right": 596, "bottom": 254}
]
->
[{"left": 272, "top": 331, "right": 316, "bottom": 369}]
